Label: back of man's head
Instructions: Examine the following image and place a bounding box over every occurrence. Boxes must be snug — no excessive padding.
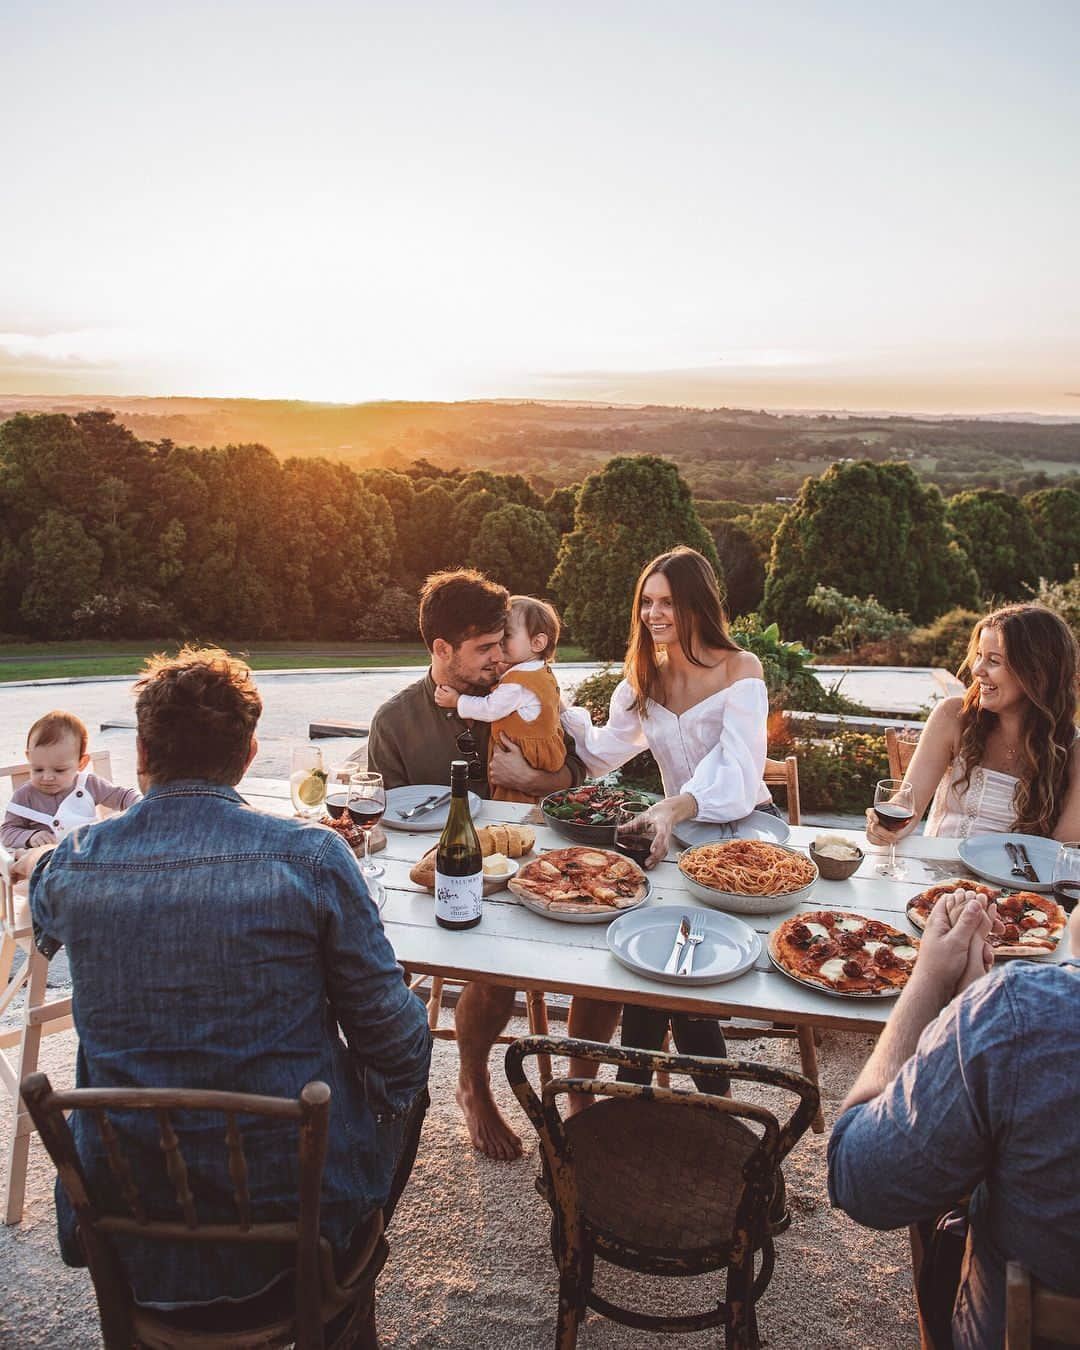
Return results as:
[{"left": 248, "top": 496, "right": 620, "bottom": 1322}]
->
[
  {"left": 418, "top": 569, "right": 509, "bottom": 650},
  {"left": 134, "top": 646, "right": 262, "bottom": 785}
]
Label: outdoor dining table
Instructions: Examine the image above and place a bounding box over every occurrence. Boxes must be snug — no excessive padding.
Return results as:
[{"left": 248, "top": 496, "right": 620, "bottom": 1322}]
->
[{"left": 239, "top": 777, "right": 1064, "bottom": 1034}]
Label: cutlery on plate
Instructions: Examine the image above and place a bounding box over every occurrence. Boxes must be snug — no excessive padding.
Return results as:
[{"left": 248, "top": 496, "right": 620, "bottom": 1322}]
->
[
  {"left": 400, "top": 791, "right": 449, "bottom": 821},
  {"left": 1003, "top": 842, "right": 1028, "bottom": 880},
  {"left": 663, "top": 915, "right": 692, "bottom": 975},
  {"left": 676, "top": 911, "right": 707, "bottom": 977},
  {"left": 1014, "top": 842, "right": 1040, "bottom": 884}
]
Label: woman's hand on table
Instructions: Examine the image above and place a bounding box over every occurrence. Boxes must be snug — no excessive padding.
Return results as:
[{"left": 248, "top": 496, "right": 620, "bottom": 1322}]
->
[
  {"left": 618, "top": 793, "right": 697, "bottom": 870},
  {"left": 864, "top": 806, "right": 919, "bottom": 846}
]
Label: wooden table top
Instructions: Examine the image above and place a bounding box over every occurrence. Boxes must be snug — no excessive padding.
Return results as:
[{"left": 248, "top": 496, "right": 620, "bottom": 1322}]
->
[{"left": 240, "top": 777, "right": 1072, "bottom": 1034}]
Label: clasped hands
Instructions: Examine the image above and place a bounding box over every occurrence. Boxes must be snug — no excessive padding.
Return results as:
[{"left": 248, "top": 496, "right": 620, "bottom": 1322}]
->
[{"left": 916, "top": 885, "right": 1004, "bottom": 998}]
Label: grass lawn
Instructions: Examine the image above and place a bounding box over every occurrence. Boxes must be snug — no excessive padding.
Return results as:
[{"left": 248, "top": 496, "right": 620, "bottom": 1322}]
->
[{"left": 0, "top": 640, "right": 591, "bottom": 682}]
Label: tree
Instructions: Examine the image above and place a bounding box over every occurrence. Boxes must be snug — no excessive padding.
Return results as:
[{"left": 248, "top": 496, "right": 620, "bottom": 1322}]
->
[
  {"left": 543, "top": 483, "right": 581, "bottom": 537},
  {"left": 550, "top": 456, "right": 721, "bottom": 658},
  {"left": 467, "top": 504, "right": 560, "bottom": 597},
  {"left": 1023, "top": 487, "right": 1080, "bottom": 581},
  {"left": 762, "top": 460, "right": 978, "bottom": 641},
  {"left": 19, "top": 511, "right": 104, "bottom": 636},
  {"left": 945, "top": 489, "right": 1044, "bottom": 600},
  {"left": 710, "top": 521, "right": 764, "bottom": 617}
]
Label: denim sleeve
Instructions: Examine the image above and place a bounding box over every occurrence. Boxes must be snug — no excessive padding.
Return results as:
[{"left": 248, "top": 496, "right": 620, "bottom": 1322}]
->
[
  {"left": 28, "top": 848, "right": 64, "bottom": 958},
  {"left": 315, "top": 835, "right": 432, "bottom": 1109},
  {"left": 827, "top": 975, "right": 1016, "bottom": 1229}
]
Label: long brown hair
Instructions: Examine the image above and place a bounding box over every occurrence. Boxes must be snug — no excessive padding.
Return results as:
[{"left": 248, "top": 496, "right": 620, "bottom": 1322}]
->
[
  {"left": 625, "top": 546, "right": 738, "bottom": 714},
  {"left": 955, "top": 603, "right": 1079, "bottom": 835}
]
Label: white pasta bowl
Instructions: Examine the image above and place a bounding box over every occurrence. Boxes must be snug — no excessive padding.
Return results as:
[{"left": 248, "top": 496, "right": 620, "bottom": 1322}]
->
[{"left": 676, "top": 843, "right": 819, "bottom": 915}]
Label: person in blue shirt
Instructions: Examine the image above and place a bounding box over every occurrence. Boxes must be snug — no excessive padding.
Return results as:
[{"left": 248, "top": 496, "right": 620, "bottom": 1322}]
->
[
  {"left": 21, "top": 646, "right": 432, "bottom": 1311},
  {"left": 828, "top": 888, "right": 1080, "bottom": 1349}
]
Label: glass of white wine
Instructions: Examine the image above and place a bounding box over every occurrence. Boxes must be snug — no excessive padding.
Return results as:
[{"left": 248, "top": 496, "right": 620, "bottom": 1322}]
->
[{"left": 289, "top": 746, "right": 327, "bottom": 818}]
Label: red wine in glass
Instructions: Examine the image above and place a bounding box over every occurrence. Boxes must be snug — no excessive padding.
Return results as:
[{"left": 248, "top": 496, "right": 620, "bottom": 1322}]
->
[
  {"left": 347, "top": 801, "right": 385, "bottom": 831},
  {"left": 615, "top": 802, "right": 654, "bottom": 865},
  {"left": 1052, "top": 882, "right": 1080, "bottom": 913},
  {"left": 325, "top": 794, "right": 348, "bottom": 820},
  {"left": 873, "top": 803, "right": 914, "bottom": 833}
]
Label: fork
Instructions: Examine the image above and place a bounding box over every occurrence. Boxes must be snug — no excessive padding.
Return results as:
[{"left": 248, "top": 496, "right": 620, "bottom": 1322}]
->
[
  {"left": 677, "top": 911, "right": 708, "bottom": 976},
  {"left": 399, "top": 791, "right": 444, "bottom": 821},
  {"left": 1003, "top": 843, "right": 1029, "bottom": 881}
]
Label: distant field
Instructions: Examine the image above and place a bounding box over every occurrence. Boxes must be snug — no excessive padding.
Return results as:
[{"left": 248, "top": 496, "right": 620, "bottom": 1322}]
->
[{"left": 0, "top": 640, "right": 589, "bottom": 683}]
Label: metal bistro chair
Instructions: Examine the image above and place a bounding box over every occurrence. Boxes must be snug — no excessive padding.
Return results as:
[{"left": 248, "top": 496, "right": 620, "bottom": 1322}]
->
[
  {"left": 506, "top": 1036, "right": 819, "bottom": 1350},
  {"left": 20, "top": 1073, "right": 388, "bottom": 1350},
  {"left": 0, "top": 749, "right": 114, "bottom": 1223},
  {"left": 1006, "top": 1261, "right": 1080, "bottom": 1350}
]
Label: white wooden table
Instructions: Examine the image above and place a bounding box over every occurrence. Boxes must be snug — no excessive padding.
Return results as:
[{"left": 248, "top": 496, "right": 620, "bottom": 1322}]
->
[{"left": 239, "top": 777, "right": 1037, "bottom": 1034}]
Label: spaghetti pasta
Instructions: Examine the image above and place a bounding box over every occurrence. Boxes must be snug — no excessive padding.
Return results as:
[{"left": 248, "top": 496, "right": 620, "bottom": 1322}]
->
[{"left": 679, "top": 839, "right": 816, "bottom": 896}]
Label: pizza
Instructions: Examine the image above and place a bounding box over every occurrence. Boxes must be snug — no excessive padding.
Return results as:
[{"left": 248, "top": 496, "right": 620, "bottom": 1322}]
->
[
  {"left": 508, "top": 846, "right": 648, "bottom": 915},
  {"left": 769, "top": 910, "right": 919, "bottom": 997},
  {"left": 906, "top": 879, "right": 1066, "bottom": 958}
]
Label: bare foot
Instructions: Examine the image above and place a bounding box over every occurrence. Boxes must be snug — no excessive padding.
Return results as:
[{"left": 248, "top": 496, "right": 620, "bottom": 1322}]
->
[{"left": 456, "top": 1081, "right": 523, "bottom": 1160}]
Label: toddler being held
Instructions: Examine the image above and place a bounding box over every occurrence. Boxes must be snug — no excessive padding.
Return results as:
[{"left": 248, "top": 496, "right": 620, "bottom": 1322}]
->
[
  {"left": 1, "top": 711, "right": 141, "bottom": 852},
  {"left": 435, "top": 595, "right": 566, "bottom": 804}
]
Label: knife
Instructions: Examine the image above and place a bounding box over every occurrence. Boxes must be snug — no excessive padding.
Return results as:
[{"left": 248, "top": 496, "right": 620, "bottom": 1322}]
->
[
  {"left": 663, "top": 916, "right": 692, "bottom": 975},
  {"left": 1014, "top": 842, "right": 1040, "bottom": 885}
]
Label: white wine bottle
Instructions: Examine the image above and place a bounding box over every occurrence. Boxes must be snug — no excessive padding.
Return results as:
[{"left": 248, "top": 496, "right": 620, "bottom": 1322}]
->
[{"left": 434, "top": 760, "right": 483, "bottom": 930}]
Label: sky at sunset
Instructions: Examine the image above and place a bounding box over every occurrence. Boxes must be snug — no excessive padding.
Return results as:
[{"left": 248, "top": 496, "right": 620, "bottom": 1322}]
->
[{"left": 2, "top": 1, "right": 1077, "bottom": 415}]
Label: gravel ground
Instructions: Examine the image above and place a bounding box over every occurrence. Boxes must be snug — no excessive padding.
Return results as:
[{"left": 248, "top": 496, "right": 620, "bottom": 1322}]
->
[{"left": 0, "top": 1015, "right": 918, "bottom": 1349}]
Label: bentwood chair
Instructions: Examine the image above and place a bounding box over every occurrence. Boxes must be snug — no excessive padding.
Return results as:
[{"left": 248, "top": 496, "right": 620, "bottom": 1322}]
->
[
  {"left": 1006, "top": 1262, "right": 1080, "bottom": 1349},
  {"left": 886, "top": 727, "right": 921, "bottom": 783},
  {"left": 507, "top": 1037, "right": 819, "bottom": 1350},
  {"left": 20, "top": 1073, "right": 388, "bottom": 1350},
  {"left": 0, "top": 750, "right": 114, "bottom": 1223}
]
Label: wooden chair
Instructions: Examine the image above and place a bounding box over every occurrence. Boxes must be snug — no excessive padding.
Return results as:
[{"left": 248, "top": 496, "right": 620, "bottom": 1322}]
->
[
  {"left": 506, "top": 1036, "right": 819, "bottom": 1349},
  {"left": 763, "top": 755, "right": 801, "bottom": 826},
  {"left": 1, "top": 750, "right": 119, "bottom": 1224},
  {"left": 1006, "top": 1261, "right": 1080, "bottom": 1349},
  {"left": 886, "top": 727, "right": 921, "bottom": 782},
  {"left": 20, "top": 1072, "right": 388, "bottom": 1350}
]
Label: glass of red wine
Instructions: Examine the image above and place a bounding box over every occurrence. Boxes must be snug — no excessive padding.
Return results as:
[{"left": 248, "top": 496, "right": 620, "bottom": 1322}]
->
[
  {"left": 872, "top": 779, "right": 915, "bottom": 878},
  {"left": 614, "top": 801, "right": 656, "bottom": 867},
  {"left": 1051, "top": 841, "right": 1080, "bottom": 915},
  {"left": 348, "top": 772, "right": 386, "bottom": 882}
]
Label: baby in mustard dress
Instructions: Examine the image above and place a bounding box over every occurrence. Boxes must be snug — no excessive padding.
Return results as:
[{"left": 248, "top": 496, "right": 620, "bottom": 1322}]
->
[{"left": 434, "top": 595, "right": 566, "bottom": 803}]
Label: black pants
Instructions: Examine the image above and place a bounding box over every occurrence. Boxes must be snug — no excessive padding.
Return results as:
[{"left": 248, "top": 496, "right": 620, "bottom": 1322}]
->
[{"left": 617, "top": 1005, "right": 730, "bottom": 1096}]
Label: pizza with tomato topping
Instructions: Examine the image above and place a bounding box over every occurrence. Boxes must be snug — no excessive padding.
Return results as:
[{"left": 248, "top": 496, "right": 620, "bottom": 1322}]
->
[
  {"left": 769, "top": 910, "right": 919, "bottom": 997},
  {"left": 508, "top": 846, "right": 648, "bottom": 915},
  {"left": 906, "top": 880, "right": 1066, "bottom": 958}
]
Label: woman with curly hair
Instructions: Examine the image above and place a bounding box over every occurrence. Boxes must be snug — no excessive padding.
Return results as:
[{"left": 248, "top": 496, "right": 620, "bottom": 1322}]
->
[{"left": 865, "top": 603, "right": 1080, "bottom": 843}]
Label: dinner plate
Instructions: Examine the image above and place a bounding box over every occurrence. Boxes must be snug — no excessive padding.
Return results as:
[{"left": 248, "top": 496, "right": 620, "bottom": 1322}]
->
[
  {"left": 673, "top": 809, "right": 791, "bottom": 850},
  {"left": 383, "top": 784, "right": 483, "bottom": 832},
  {"left": 606, "top": 904, "right": 761, "bottom": 984},
  {"left": 957, "top": 833, "right": 1059, "bottom": 893},
  {"left": 514, "top": 875, "right": 653, "bottom": 924}
]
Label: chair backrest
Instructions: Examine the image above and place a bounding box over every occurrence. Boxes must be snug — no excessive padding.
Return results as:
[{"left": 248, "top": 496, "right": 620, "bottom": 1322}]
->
[
  {"left": 19, "top": 1073, "right": 337, "bottom": 1350},
  {"left": 763, "top": 755, "right": 801, "bottom": 825},
  {"left": 0, "top": 750, "right": 114, "bottom": 797},
  {"left": 506, "top": 1036, "right": 819, "bottom": 1255},
  {"left": 885, "top": 729, "right": 919, "bottom": 783},
  {"left": 1006, "top": 1261, "right": 1080, "bottom": 1349}
]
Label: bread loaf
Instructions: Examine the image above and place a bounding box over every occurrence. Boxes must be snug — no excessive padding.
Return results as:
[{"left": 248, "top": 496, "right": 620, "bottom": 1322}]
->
[{"left": 409, "top": 824, "right": 536, "bottom": 891}]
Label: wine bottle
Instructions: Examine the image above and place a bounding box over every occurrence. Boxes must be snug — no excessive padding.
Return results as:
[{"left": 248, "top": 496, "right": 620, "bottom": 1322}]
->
[{"left": 435, "top": 760, "right": 483, "bottom": 930}]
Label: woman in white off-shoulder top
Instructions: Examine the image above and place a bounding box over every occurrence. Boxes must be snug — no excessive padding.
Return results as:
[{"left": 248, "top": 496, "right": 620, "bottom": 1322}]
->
[
  {"left": 866, "top": 604, "right": 1080, "bottom": 847},
  {"left": 562, "top": 546, "right": 773, "bottom": 1102}
]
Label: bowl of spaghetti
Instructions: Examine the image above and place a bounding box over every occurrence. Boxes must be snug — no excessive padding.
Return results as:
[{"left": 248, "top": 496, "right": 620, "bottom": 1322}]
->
[{"left": 677, "top": 840, "right": 818, "bottom": 914}]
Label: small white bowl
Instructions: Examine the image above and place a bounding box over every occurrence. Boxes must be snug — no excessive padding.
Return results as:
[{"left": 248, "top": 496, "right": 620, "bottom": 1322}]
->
[{"left": 482, "top": 857, "right": 519, "bottom": 895}]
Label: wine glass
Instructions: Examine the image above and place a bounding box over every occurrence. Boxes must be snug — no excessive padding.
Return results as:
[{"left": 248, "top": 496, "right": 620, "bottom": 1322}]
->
[
  {"left": 614, "top": 801, "right": 656, "bottom": 866},
  {"left": 872, "top": 779, "right": 915, "bottom": 878},
  {"left": 348, "top": 772, "right": 386, "bottom": 881},
  {"left": 1051, "top": 841, "right": 1080, "bottom": 914},
  {"left": 289, "top": 746, "right": 327, "bottom": 818}
]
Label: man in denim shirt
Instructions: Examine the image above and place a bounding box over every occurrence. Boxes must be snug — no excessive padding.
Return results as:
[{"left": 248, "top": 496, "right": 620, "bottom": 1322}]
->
[
  {"left": 828, "top": 890, "right": 1080, "bottom": 1349},
  {"left": 25, "top": 647, "right": 432, "bottom": 1309}
]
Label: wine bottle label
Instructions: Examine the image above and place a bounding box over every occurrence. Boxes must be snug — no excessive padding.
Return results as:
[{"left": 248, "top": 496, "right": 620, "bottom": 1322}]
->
[{"left": 434, "top": 870, "right": 483, "bottom": 925}]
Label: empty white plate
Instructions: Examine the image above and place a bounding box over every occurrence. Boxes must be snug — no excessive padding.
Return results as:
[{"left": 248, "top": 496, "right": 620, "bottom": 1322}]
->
[
  {"left": 606, "top": 905, "right": 761, "bottom": 986},
  {"left": 673, "top": 809, "right": 791, "bottom": 849},
  {"left": 383, "top": 784, "right": 483, "bottom": 832},
  {"left": 957, "top": 833, "right": 1060, "bottom": 893}
]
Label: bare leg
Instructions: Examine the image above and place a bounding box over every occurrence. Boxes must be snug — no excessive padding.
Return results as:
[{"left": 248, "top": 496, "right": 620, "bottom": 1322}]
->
[
  {"left": 564, "top": 997, "right": 621, "bottom": 1116},
  {"left": 454, "top": 981, "right": 522, "bottom": 1160}
]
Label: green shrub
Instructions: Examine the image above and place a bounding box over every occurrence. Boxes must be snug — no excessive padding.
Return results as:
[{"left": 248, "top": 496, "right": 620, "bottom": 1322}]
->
[
  {"left": 901, "top": 607, "right": 981, "bottom": 673},
  {"left": 352, "top": 586, "right": 419, "bottom": 641},
  {"left": 730, "top": 614, "right": 865, "bottom": 714},
  {"left": 1030, "top": 568, "right": 1080, "bottom": 646},
  {"left": 807, "top": 586, "right": 913, "bottom": 656},
  {"left": 770, "top": 721, "right": 890, "bottom": 814}
]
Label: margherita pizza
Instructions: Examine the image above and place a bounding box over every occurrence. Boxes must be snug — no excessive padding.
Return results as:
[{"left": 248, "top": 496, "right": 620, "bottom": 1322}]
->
[
  {"left": 906, "top": 880, "right": 1066, "bottom": 958},
  {"left": 769, "top": 910, "right": 919, "bottom": 997},
  {"left": 508, "top": 847, "right": 648, "bottom": 915}
]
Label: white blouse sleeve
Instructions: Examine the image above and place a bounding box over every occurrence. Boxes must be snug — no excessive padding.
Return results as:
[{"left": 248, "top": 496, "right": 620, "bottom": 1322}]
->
[
  {"left": 681, "top": 678, "right": 768, "bottom": 821},
  {"left": 559, "top": 679, "right": 648, "bottom": 777}
]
